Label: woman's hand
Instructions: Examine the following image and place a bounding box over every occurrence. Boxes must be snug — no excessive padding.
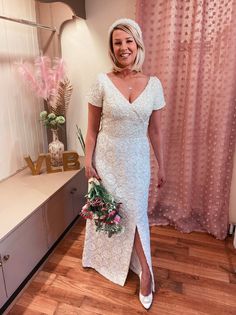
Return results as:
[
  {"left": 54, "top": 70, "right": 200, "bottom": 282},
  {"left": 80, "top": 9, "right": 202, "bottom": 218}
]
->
[
  {"left": 157, "top": 168, "right": 166, "bottom": 188},
  {"left": 85, "top": 163, "right": 101, "bottom": 180}
]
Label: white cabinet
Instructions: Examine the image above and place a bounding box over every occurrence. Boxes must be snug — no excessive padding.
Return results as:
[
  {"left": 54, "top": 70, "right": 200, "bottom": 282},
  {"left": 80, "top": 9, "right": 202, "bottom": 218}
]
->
[
  {"left": 0, "top": 163, "right": 87, "bottom": 311},
  {"left": 0, "top": 207, "right": 48, "bottom": 298},
  {"left": 0, "top": 267, "right": 7, "bottom": 307}
]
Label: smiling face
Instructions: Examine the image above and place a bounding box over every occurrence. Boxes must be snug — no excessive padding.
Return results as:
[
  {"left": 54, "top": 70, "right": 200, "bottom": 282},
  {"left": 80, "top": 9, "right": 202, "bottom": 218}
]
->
[{"left": 112, "top": 29, "right": 138, "bottom": 69}]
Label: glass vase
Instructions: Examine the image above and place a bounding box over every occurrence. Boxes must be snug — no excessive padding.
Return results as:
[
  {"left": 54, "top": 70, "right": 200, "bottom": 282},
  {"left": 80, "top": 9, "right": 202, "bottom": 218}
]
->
[{"left": 48, "top": 129, "right": 64, "bottom": 167}]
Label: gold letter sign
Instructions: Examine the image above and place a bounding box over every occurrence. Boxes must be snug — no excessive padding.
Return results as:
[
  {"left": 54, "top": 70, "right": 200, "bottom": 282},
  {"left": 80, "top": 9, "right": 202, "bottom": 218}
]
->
[
  {"left": 63, "top": 151, "right": 80, "bottom": 171},
  {"left": 24, "top": 154, "right": 45, "bottom": 175},
  {"left": 24, "top": 151, "right": 80, "bottom": 175}
]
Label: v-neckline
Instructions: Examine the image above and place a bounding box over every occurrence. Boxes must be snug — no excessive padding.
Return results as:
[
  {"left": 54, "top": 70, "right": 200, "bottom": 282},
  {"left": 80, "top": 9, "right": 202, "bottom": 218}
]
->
[{"left": 104, "top": 73, "right": 152, "bottom": 105}]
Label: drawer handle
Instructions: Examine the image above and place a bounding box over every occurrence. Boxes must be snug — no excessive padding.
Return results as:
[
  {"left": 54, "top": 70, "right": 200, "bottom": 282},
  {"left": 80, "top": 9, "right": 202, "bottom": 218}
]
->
[
  {"left": 70, "top": 188, "right": 77, "bottom": 194},
  {"left": 3, "top": 255, "right": 10, "bottom": 261}
]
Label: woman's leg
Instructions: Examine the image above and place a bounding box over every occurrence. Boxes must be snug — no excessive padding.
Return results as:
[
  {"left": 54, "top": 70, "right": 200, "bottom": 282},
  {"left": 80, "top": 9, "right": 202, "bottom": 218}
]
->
[{"left": 134, "top": 228, "right": 152, "bottom": 295}]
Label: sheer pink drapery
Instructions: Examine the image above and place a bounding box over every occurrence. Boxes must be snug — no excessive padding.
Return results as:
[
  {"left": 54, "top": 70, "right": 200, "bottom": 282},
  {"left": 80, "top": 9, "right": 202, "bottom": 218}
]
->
[{"left": 136, "top": 0, "right": 236, "bottom": 239}]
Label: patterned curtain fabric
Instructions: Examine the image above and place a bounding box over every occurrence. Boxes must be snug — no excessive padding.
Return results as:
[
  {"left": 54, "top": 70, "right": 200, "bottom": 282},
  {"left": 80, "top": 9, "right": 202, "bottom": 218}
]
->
[{"left": 136, "top": 0, "right": 236, "bottom": 239}]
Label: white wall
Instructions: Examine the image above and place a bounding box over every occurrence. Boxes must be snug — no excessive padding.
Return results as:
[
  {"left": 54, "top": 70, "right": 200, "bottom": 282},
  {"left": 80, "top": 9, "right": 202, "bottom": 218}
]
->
[
  {"left": 0, "top": 0, "right": 45, "bottom": 181},
  {"left": 61, "top": 0, "right": 136, "bottom": 155}
]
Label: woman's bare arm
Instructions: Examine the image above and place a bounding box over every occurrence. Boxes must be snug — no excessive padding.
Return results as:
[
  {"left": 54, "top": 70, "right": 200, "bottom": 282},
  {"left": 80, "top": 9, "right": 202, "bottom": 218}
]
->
[
  {"left": 148, "top": 109, "right": 166, "bottom": 187},
  {"left": 85, "top": 103, "right": 102, "bottom": 179}
]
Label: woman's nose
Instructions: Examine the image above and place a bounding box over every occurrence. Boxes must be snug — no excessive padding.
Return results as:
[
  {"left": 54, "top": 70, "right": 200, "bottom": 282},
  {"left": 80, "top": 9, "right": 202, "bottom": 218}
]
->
[{"left": 120, "top": 41, "right": 128, "bottom": 50}]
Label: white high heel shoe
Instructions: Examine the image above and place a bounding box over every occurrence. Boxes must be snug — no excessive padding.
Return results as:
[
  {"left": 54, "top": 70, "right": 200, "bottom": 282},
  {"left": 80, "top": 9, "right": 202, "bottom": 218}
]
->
[{"left": 139, "top": 271, "right": 153, "bottom": 310}]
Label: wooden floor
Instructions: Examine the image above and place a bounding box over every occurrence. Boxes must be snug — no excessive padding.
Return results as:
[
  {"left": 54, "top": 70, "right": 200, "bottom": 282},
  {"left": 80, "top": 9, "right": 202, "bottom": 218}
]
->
[{"left": 6, "top": 218, "right": 236, "bottom": 315}]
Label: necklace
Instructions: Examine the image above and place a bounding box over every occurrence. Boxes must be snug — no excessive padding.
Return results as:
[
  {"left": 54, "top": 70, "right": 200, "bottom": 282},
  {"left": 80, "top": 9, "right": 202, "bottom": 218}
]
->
[{"left": 116, "top": 70, "right": 136, "bottom": 91}]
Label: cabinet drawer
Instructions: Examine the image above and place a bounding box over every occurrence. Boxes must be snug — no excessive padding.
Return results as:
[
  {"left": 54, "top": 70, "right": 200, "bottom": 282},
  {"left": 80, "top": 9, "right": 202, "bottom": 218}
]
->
[
  {"left": 0, "top": 266, "right": 7, "bottom": 308},
  {"left": 45, "top": 186, "right": 74, "bottom": 247},
  {"left": 67, "top": 168, "right": 87, "bottom": 218},
  {"left": 0, "top": 207, "right": 47, "bottom": 298}
]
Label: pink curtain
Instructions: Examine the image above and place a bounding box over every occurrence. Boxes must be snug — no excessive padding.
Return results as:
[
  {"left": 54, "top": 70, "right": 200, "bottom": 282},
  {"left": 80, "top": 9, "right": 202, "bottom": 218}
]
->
[{"left": 136, "top": 0, "right": 236, "bottom": 239}]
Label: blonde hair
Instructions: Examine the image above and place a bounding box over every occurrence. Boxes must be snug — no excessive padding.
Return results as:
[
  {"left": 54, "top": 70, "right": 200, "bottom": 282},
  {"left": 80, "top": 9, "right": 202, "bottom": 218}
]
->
[{"left": 108, "top": 19, "right": 145, "bottom": 72}]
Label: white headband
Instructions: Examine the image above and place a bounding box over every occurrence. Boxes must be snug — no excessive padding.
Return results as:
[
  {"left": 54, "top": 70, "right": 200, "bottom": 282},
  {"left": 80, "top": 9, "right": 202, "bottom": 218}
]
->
[{"left": 108, "top": 18, "right": 142, "bottom": 37}]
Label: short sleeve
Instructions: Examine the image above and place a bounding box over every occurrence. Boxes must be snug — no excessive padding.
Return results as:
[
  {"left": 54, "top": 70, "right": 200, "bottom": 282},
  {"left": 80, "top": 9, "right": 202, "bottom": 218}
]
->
[
  {"left": 153, "top": 77, "right": 166, "bottom": 110},
  {"left": 86, "top": 74, "right": 104, "bottom": 107}
]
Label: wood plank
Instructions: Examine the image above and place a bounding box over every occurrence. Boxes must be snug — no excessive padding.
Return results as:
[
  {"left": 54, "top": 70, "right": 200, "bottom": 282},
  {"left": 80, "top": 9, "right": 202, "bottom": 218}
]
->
[
  {"left": 182, "top": 282, "right": 236, "bottom": 307},
  {"left": 55, "top": 303, "right": 102, "bottom": 315},
  {"left": 153, "top": 256, "right": 230, "bottom": 282},
  {"left": 152, "top": 226, "right": 226, "bottom": 248},
  {"left": 11, "top": 293, "right": 58, "bottom": 315},
  {"left": 152, "top": 289, "right": 236, "bottom": 315},
  {"left": 189, "top": 244, "right": 236, "bottom": 265},
  {"left": 8, "top": 305, "right": 46, "bottom": 315},
  {"left": 49, "top": 274, "right": 138, "bottom": 308}
]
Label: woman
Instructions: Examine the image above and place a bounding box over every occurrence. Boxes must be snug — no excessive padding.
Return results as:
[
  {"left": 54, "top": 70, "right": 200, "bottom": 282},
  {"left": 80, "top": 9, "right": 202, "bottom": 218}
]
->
[{"left": 82, "top": 18, "right": 166, "bottom": 310}]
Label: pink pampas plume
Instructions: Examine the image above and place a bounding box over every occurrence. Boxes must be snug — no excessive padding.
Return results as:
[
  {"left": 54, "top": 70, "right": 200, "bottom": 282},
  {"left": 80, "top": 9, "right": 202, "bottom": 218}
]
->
[
  {"left": 17, "top": 61, "right": 44, "bottom": 98},
  {"left": 16, "top": 56, "right": 66, "bottom": 102},
  {"left": 35, "top": 56, "right": 52, "bottom": 100}
]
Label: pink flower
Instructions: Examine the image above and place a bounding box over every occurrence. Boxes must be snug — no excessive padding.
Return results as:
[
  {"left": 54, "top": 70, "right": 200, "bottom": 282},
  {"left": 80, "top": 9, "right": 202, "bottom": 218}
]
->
[
  {"left": 108, "top": 210, "right": 116, "bottom": 217},
  {"left": 91, "top": 197, "right": 103, "bottom": 207},
  {"left": 81, "top": 208, "right": 92, "bottom": 219},
  {"left": 114, "top": 215, "right": 121, "bottom": 223},
  {"left": 82, "top": 204, "right": 88, "bottom": 211}
]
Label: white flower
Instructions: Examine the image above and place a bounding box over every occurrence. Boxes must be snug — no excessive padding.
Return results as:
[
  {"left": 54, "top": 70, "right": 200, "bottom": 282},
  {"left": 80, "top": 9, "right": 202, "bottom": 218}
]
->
[
  {"left": 88, "top": 177, "right": 100, "bottom": 185},
  {"left": 48, "top": 113, "right": 56, "bottom": 119},
  {"left": 55, "top": 116, "right": 65, "bottom": 124},
  {"left": 40, "top": 111, "right": 47, "bottom": 119}
]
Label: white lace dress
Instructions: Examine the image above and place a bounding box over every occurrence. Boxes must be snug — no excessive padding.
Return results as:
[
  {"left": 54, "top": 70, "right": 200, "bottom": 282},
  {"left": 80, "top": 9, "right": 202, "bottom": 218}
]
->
[{"left": 82, "top": 73, "right": 165, "bottom": 292}]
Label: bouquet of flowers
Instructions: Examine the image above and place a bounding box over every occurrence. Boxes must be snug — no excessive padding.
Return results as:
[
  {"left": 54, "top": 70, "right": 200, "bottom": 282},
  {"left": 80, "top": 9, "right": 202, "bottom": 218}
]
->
[{"left": 81, "top": 178, "right": 124, "bottom": 238}]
